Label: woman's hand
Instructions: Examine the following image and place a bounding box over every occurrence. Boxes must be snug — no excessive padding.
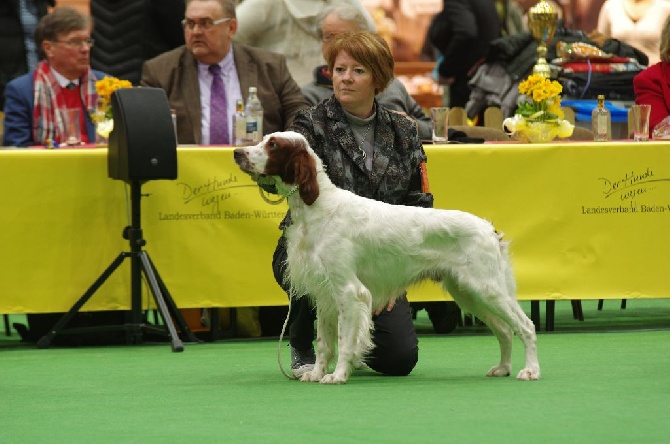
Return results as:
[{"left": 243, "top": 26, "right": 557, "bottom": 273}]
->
[{"left": 373, "top": 300, "right": 396, "bottom": 316}]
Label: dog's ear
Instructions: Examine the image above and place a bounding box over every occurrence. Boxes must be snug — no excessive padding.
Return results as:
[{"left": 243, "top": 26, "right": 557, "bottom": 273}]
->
[{"left": 292, "top": 149, "right": 319, "bottom": 205}]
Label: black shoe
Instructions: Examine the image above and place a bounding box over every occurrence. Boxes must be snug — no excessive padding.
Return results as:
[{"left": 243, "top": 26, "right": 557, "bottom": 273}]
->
[{"left": 290, "top": 345, "right": 315, "bottom": 378}]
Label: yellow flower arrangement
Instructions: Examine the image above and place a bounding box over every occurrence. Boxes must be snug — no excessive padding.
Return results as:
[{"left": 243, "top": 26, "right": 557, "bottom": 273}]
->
[
  {"left": 91, "top": 76, "right": 132, "bottom": 140},
  {"left": 503, "top": 74, "right": 574, "bottom": 143},
  {"left": 95, "top": 76, "right": 132, "bottom": 117}
]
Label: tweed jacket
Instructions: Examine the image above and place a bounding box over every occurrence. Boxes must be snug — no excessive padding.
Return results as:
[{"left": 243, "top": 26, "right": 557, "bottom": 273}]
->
[
  {"left": 140, "top": 43, "right": 309, "bottom": 144},
  {"left": 633, "top": 62, "right": 670, "bottom": 137},
  {"left": 293, "top": 97, "right": 433, "bottom": 204}
]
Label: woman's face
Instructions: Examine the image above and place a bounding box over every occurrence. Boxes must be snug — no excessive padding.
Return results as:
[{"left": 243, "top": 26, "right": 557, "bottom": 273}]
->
[{"left": 332, "top": 50, "right": 376, "bottom": 118}]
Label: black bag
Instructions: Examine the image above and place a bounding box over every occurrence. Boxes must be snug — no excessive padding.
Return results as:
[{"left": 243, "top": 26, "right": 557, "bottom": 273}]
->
[{"left": 559, "top": 71, "right": 639, "bottom": 101}]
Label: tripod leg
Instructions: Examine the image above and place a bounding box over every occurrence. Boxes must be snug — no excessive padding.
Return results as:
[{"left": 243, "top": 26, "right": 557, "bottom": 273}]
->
[
  {"left": 138, "top": 251, "right": 184, "bottom": 352},
  {"left": 145, "top": 254, "right": 198, "bottom": 343},
  {"left": 37, "top": 253, "right": 128, "bottom": 349}
]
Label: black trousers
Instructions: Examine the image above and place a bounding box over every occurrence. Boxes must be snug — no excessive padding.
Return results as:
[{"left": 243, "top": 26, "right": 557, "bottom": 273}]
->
[{"left": 272, "top": 237, "right": 418, "bottom": 376}]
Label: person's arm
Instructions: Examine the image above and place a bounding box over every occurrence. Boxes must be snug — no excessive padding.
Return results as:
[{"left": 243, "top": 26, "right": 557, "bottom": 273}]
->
[
  {"left": 633, "top": 67, "right": 670, "bottom": 135},
  {"left": 233, "top": 0, "right": 273, "bottom": 46},
  {"left": 139, "top": 59, "right": 159, "bottom": 88},
  {"left": 301, "top": 81, "right": 332, "bottom": 107},
  {"left": 404, "top": 150, "right": 434, "bottom": 209},
  {"left": 2, "top": 78, "right": 34, "bottom": 147},
  {"left": 398, "top": 117, "right": 434, "bottom": 209},
  {"left": 394, "top": 80, "right": 432, "bottom": 140},
  {"left": 595, "top": 1, "right": 612, "bottom": 38},
  {"left": 271, "top": 56, "right": 311, "bottom": 128}
]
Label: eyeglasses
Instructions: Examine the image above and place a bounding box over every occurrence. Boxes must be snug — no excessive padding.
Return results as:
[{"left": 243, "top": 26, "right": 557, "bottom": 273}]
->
[
  {"left": 53, "top": 38, "right": 95, "bottom": 48},
  {"left": 181, "top": 17, "right": 232, "bottom": 31}
]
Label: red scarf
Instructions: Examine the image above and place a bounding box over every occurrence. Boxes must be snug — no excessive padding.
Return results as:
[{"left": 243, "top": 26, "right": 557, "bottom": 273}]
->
[{"left": 32, "top": 61, "right": 98, "bottom": 144}]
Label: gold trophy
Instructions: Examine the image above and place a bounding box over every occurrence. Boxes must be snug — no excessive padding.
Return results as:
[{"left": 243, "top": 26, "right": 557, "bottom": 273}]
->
[{"left": 528, "top": 1, "right": 559, "bottom": 78}]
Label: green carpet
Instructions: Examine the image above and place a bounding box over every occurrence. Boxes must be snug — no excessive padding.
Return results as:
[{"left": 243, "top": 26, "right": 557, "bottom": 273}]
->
[{"left": 1, "top": 300, "right": 668, "bottom": 443}]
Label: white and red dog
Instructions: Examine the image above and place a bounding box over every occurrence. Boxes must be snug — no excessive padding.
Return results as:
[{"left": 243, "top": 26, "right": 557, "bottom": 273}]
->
[{"left": 234, "top": 131, "right": 540, "bottom": 384}]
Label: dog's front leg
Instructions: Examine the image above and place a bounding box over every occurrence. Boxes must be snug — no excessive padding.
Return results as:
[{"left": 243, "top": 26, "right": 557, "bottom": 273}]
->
[
  {"left": 300, "top": 304, "right": 334, "bottom": 382},
  {"left": 321, "top": 286, "right": 372, "bottom": 384}
]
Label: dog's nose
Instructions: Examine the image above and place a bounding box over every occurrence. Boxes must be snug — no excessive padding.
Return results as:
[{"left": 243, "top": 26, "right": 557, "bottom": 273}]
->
[{"left": 233, "top": 149, "right": 245, "bottom": 163}]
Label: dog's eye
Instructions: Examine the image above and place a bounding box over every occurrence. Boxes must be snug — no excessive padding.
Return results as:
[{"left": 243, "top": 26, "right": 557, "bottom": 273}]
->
[{"left": 268, "top": 141, "right": 277, "bottom": 149}]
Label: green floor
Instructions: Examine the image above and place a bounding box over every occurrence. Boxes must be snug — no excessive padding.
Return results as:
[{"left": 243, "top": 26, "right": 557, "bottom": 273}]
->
[{"left": 1, "top": 299, "right": 669, "bottom": 443}]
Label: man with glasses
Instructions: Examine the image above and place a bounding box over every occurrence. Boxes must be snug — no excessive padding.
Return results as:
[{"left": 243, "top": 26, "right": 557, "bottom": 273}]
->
[
  {"left": 141, "top": 0, "right": 308, "bottom": 145},
  {"left": 3, "top": 6, "right": 106, "bottom": 147}
]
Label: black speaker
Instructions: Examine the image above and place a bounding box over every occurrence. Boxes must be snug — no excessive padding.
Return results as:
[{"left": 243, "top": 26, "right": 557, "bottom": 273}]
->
[{"left": 108, "top": 87, "right": 178, "bottom": 181}]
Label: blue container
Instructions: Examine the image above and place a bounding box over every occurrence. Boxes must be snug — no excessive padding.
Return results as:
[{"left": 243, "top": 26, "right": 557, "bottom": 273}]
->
[{"left": 562, "top": 99, "right": 628, "bottom": 123}]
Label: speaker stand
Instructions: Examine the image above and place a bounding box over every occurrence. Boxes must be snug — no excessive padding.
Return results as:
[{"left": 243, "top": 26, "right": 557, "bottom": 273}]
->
[{"left": 37, "top": 180, "right": 197, "bottom": 352}]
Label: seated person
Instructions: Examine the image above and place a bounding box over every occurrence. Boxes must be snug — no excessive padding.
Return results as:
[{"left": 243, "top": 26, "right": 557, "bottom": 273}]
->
[
  {"left": 140, "top": 0, "right": 309, "bottom": 145},
  {"left": 633, "top": 15, "right": 670, "bottom": 137},
  {"left": 592, "top": 0, "right": 670, "bottom": 66},
  {"left": 303, "top": 5, "right": 433, "bottom": 141},
  {"left": 3, "top": 7, "right": 105, "bottom": 147},
  {"left": 233, "top": 0, "right": 375, "bottom": 87}
]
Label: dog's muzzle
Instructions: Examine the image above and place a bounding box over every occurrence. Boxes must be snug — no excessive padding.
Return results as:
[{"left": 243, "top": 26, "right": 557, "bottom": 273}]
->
[{"left": 233, "top": 148, "right": 253, "bottom": 172}]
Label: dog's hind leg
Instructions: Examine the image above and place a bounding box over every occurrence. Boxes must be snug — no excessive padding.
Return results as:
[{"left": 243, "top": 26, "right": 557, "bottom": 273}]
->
[
  {"left": 475, "top": 300, "right": 540, "bottom": 381},
  {"left": 445, "top": 279, "right": 540, "bottom": 381},
  {"left": 505, "top": 303, "right": 540, "bottom": 380},
  {"left": 477, "top": 313, "right": 514, "bottom": 377}
]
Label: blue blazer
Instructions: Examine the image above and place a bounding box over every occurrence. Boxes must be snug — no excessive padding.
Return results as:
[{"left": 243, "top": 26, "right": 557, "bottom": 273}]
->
[{"left": 2, "top": 69, "right": 106, "bottom": 147}]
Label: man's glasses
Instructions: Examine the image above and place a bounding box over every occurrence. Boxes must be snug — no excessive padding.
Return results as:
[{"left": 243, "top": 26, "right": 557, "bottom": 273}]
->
[
  {"left": 53, "top": 38, "right": 95, "bottom": 48},
  {"left": 181, "top": 17, "right": 232, "bottom": 31}
]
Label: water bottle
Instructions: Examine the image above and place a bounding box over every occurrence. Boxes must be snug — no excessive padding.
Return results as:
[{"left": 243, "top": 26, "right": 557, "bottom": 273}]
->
[
  {"left": 245, "top": 86, "right": 264, "bottom": 143},
  {"left": 592, "top": 95, "right": 611, "bottom": 142},
  {"left": 233, "top": 99, "right": 247, "bottom": 146}
]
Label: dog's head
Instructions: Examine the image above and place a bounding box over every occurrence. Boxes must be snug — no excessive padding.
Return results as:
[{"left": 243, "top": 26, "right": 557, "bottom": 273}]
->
[{"left": 233, "top": 131, "right": 320, "bottom": 205}]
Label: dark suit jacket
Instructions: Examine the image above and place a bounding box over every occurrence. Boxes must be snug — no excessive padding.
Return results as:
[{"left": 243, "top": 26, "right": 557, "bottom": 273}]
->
[
  {"left": 140, "top": 43, "right": 309, "bottom": 144},
  {"left": 2, "top": 69, "right": 105, "bottom": 147},
  {"left": 633, "top": 62, "right": 670, "bottom": 136}
]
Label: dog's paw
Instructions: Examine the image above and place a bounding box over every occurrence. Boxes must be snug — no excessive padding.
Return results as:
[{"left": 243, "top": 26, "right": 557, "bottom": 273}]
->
[
  {"left": 300, "top": 369, "right": 324, "bottom": 383},
  {"left": 486, "top": 364, "right": 511, "bottom": 377},
  {"left": 320, "top": 373, "right": 348, "bottom": 384},
  {"left": 516, "top": 367, "right": 540, "bottom": 381}
]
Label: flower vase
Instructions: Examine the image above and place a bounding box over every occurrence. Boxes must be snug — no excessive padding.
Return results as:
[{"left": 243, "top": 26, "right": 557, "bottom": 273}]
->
[
  {"left": 503, "top": 115, "right": 574, "bottom": 143},
  {"left": 95, "top": 118, "right": 114, "bottom": 144},
  {"left": 92, "top": 109, "right": 114, "bottom": 145}
]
